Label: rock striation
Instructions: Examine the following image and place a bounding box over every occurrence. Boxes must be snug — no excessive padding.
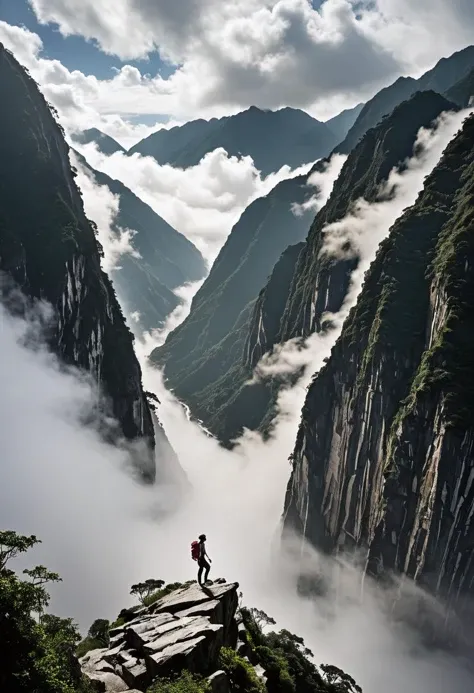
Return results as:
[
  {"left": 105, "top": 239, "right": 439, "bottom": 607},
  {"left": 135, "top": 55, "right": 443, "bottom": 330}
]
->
[{"left": 284, "top": 113, "right": 474, "bottom": 607}]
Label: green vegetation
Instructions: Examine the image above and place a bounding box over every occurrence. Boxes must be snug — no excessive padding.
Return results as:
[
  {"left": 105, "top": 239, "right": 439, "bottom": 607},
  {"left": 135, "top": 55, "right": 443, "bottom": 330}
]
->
[
  {"left": 219, "top": 647, "right": 265, "bottom": 693},
  {"left": 0, "top": 530, "right": 94, "bottom": 693},
  {"left": 142, "top": 580, "right": 195, "bottom": 607},
  {"left": 0, "top": 45, "right": 156, "bottom": 479},
  {"left": 130, "top": 578, "right": 165, "bottom": 605},
  {"left": 147, "top": 670, "right": 210, "bottom": 693},
  {"left": 239, "top": 608, "right": 360, "bottom": 693},
  {"left": 76, "top": 619, "right": 110, "bottom": 658}
]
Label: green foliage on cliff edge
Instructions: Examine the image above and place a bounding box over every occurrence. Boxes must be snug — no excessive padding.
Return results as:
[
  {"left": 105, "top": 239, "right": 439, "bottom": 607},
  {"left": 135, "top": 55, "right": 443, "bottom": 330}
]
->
[
  {"left": 239, "top": 608, "right": 360, "bottom": 693},
  {"left": 0, "top": 530, "right": 94, "bottom": 693}
]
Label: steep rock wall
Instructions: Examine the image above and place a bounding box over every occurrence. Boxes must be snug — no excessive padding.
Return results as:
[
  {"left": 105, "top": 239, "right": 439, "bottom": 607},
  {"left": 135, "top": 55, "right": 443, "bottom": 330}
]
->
[{"left": 284, "top": 113, "right": 474, "bottom": 606}]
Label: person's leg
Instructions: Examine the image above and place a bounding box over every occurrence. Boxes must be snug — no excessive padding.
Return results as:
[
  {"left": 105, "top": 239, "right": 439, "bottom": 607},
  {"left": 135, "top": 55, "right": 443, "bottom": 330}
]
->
[
  {"left": 198, "top": 560, "right": 204, "bottom": 585},
  {"left": 204, "top": 559, "right": 210, "bottom": 583}
]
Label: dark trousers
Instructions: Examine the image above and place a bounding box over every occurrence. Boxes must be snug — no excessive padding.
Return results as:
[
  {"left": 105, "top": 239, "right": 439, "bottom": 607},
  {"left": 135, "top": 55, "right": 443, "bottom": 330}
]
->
[{"left": 198, "top": 558, "right": 210, "bottom": 584}]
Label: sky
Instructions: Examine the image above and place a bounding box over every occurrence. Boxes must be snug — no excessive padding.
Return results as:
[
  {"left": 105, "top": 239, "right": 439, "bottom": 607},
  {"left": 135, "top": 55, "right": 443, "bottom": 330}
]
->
[{"left": 0, "top": 0, "right": 473, "bottom": 146}]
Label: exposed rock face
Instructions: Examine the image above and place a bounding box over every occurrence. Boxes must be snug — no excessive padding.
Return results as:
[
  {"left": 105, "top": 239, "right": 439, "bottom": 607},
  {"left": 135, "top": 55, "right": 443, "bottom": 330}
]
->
[
  {"left": 0, "top": 45, "right": 160, "bottom": 479},
  {"left": 284, "top": 114, "right": 474, "bottom": 607},
  {"left": 81, "top": 581, "right": 239, "bottom": 692},
  {"left": 72, "top": 150, "right": 207, "bottom": 331},
  {"left": 128, "top": 106, "right": 338, "bottom": 176}
]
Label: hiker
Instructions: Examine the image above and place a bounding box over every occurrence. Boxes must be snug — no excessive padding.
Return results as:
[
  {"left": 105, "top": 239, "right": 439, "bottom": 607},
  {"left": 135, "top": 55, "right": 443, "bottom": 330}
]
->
[{"left": 191, "top": 533, "right": 212, "bottom": 586}]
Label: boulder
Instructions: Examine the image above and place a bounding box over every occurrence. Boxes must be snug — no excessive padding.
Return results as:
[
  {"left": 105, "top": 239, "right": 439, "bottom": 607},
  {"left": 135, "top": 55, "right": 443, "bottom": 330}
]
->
[
  {"left": 175, "top": 599, "right": 222, "bottom": 622},
  {"left": 120, "top": 659, "right": 149, "bottom": 691},
  {"left": 144, "top": 618, "right": 223, "bottom": 655},
  {"left": 146, "top": 635, "right": 215, "bottom": 679},
  {"left": 87, "top": 672, "right": 129, "bottom": 692}
]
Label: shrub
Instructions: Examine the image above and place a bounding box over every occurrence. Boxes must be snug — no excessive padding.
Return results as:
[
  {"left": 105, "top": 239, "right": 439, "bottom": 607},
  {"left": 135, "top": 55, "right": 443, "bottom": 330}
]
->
[{"left": 219, "top": 647, "right": 265, "bottom": 693}]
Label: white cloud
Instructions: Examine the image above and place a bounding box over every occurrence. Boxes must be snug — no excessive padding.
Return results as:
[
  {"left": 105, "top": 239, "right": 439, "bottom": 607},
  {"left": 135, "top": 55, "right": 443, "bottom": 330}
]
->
[
  {"left": 70, "top": 152, "right": 141, "bottom": 272},
  {"left": 74, "top": 141, "right": 313, "bottom": 263},
  {"left": 19, "top": 0, "right": 474, "bottom": 123},
  {"left": 0, "top": 1, "right": 472, "bottom": 136},
  {"left": 291, "top": 152, "right": 347, "bottom": 217}
]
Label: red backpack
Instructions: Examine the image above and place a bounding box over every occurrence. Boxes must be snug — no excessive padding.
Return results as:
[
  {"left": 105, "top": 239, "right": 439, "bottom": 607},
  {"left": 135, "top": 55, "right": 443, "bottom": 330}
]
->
[{"left": 191, "top": 540, "right": 200, "bottom": 561}]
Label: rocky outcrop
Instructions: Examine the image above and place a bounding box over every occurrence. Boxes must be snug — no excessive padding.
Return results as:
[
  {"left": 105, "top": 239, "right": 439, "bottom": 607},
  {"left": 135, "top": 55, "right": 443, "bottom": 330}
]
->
[
  {"left": 80, "top": 580, "right": 361, "bottom": 693},
  {"left": 80, "top": 581, "right": 239, "bottom": 691},
  {"left": 283, "top": 114, "right": 474, "bottom": 608},
  {"left": 128, "top": 106, "right": 338, "bottom": 176},
  {"left": 72, "top": 150, "right": 207, "bottom": 332},
  {"left": 0, "top": 45, "right": 160, "bottom": 479}
]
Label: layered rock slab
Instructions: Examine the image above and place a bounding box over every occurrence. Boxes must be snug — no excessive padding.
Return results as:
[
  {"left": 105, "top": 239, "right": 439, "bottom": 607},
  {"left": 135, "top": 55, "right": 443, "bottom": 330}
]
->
[{"left": 80, "top": 581, "right": 238, "bottom": 692}]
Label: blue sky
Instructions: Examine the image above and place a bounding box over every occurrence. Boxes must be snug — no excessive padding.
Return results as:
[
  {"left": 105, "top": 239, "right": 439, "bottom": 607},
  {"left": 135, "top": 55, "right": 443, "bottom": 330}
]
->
[{"left": 0, "top": 0, "right": 175, "bottom": 79}]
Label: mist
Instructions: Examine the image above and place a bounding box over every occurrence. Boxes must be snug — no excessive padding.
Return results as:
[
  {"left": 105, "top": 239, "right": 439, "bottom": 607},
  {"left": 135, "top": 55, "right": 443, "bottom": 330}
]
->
[
  {"left": 72, "top": 156, "right": 141, "bottom": 273},
  {"left": 2, "top": 108, "right": 474, "bottom": 693}
]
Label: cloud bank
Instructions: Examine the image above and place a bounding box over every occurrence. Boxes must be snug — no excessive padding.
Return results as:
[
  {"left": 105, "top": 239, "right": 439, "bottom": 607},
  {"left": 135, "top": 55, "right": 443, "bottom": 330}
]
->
[
  {"left": 0, "top": 0, "right": 473, "bottom": 138},
  {"left": 25, "top": 0, "right": 474, "bottom": 122},
  {"left": 75, "top": 142, "right": 313, "bottom": 262}
]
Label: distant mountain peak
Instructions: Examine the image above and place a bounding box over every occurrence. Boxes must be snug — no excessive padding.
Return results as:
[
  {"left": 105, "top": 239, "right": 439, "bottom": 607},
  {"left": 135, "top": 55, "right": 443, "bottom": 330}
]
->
[{"left": 72, "top": 127, "right": 126, "bottom": 155}]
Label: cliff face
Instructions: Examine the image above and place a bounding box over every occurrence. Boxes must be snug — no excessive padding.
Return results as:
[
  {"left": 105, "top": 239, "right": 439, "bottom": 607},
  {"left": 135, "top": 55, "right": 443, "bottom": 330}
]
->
[
  {"left": 129, "top": 106, "right": 338, "bottom": 175},
  {"left": 73, "top": 150, "right": 207, "bottom": 332},
  {"left": 446, "top": 68, "right": 474, "bottom": 107},
  {"left": 278, "top": 91, "right": 457, "bottom": 342},
  {"left": 0, "top": 46, "right": 158, "bottom": 479},
  {"left": 284, "top": 113, "right": 474, "bottom": 606}
]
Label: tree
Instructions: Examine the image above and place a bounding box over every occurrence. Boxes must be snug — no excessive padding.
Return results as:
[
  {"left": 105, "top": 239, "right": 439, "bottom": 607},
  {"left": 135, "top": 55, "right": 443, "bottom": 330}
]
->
[
  {"left": 87, "top": 619, "right": 110, "bottom": 647},
  {"left": 0, "top": 530, "right": 93, "bottom": 693},
  {"left": 130, "top": 578, "right": 165, "bottom": 605},
  {"left": 0, "top": 530, "right": 39, "bottom": 571},
  {"left": 249, "top": 608, "right": 276, "bottom": 630},
  {"left": 23, "top": 565, "right": 62, "bottom": 620}
]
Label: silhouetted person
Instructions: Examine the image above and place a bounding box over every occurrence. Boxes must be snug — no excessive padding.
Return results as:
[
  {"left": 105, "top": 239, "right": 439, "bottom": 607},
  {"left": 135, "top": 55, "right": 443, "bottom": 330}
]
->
[{"left": 197, "top": 533, "right": 212, "bottom": 585}]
